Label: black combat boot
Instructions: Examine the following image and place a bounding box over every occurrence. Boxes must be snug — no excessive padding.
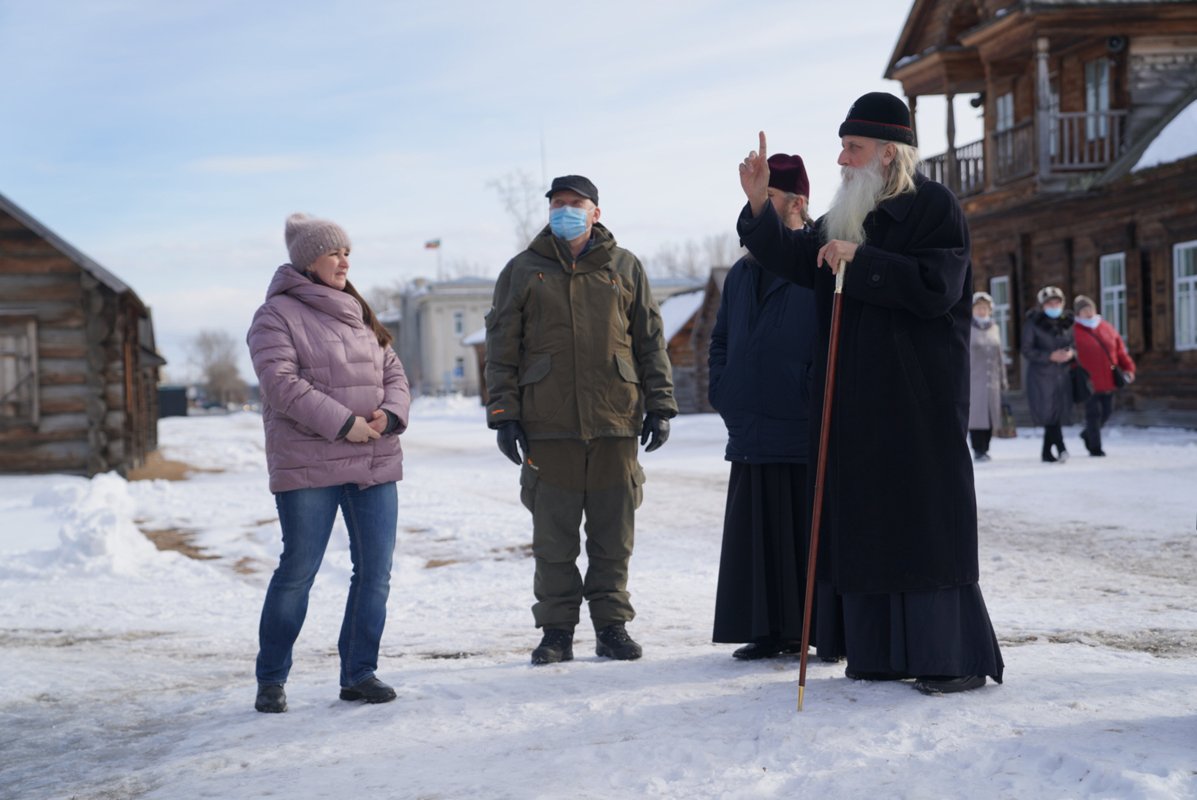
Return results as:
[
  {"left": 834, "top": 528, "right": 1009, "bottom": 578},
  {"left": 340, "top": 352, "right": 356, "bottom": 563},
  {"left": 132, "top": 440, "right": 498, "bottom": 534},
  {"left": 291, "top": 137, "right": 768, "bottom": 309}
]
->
[
  {"left": 595, "top": 623, "right": 642, "bottom": 660},
  {"left": 531, "top": 628, "right": 574, "bottom": 665}
]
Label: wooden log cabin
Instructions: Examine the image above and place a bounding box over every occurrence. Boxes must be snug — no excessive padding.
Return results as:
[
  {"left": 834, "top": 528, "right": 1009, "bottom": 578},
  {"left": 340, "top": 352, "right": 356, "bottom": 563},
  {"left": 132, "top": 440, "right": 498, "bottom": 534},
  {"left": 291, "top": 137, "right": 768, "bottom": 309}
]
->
[
  {"left": 886, "top": 0, "right": 1197, "bottom": 426},
  {"left": 0, "top": 191, "right": 164, "bottom": 475}
]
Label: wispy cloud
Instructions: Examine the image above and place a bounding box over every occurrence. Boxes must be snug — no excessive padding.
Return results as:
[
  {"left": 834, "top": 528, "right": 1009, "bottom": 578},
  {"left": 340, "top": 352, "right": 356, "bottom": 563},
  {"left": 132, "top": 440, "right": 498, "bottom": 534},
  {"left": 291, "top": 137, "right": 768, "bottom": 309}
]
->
[{"left": 186, "top": 155, "right": 316, "bottom": 175}]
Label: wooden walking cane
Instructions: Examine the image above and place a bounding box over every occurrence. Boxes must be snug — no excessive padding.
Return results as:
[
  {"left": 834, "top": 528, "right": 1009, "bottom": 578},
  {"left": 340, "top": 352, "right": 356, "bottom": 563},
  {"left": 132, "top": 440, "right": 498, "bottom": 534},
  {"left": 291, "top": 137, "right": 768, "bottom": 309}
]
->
[{"left": 797, "top": 260, "right": 846, "bottom": 712}]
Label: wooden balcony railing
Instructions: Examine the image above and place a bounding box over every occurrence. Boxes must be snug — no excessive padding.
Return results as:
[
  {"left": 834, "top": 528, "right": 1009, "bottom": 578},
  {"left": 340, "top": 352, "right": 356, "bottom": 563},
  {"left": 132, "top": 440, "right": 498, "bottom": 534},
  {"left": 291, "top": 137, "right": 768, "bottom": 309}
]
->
[
  {"left": 922, "top": 138, "right": 986, "bottom": 197},
  {"left": 921, "top": 109, "right": 1130, "bottom": 195},
  {"left": 1051, "top": 110, "right": 1128, "bottom": 171}
]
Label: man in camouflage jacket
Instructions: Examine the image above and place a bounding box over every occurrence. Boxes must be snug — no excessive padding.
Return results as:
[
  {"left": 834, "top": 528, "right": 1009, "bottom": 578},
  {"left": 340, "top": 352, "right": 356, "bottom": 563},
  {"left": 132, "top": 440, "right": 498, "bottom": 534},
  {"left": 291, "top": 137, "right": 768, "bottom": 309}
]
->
[{"left": 485, "top": 174, "right": 677, "bottom": 665}]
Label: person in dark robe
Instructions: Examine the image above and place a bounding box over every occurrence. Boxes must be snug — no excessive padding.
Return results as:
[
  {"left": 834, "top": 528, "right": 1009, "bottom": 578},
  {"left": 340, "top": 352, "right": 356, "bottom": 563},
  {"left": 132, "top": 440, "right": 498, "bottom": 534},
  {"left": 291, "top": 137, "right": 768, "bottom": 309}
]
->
[
  {"left": 734, "top": 92, "right": 1004, "bottom": 695},
  {"left": 710, "top": 153, "right": 819, "bottom": 660}
]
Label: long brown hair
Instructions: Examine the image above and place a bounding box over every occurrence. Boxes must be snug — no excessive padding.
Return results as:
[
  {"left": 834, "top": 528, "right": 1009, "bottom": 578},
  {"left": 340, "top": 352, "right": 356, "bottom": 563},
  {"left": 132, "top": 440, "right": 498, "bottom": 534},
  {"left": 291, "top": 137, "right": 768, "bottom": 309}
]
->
[{"left": 345, "top": 279, "right": 394, "bottom": 349}]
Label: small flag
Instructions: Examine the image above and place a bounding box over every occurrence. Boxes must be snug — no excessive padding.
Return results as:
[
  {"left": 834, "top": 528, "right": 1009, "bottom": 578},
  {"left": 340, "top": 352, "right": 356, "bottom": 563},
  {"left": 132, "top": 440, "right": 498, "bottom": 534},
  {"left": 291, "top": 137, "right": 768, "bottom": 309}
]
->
[{"left": 424, "top": 239, "right": 441, "bottom": 249}]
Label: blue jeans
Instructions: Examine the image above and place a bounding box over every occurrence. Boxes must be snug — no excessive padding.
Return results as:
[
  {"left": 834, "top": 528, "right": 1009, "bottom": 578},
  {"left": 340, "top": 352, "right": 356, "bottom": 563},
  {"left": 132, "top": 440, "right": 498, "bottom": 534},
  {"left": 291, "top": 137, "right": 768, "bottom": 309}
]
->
[{"left": 256, "top": 482, "right": 398, "bottom": 687}]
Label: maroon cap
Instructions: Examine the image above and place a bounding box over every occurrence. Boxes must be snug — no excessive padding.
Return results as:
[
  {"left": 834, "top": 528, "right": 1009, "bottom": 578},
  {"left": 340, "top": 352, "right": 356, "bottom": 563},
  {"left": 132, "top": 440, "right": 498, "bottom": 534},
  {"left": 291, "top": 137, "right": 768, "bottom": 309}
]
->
[{"left": 767, "top": 153, "right": 809, "bottom": 198}]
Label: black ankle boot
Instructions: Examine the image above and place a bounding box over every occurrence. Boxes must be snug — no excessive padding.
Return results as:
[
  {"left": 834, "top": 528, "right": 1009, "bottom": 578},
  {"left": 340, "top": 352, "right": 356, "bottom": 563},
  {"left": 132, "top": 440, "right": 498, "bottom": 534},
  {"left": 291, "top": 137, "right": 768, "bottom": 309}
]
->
[
  {"left": 339, "top": 676, "right": 397, "bottom": 704},
  {"left": 255, "top": 683, "right": 287, "bottom": 713},
  {"left": 595, "top": 623, "right": 642, "bottom": 660},
  {"left": 531, "top": 628, "right": 574, "bottom": 665}
]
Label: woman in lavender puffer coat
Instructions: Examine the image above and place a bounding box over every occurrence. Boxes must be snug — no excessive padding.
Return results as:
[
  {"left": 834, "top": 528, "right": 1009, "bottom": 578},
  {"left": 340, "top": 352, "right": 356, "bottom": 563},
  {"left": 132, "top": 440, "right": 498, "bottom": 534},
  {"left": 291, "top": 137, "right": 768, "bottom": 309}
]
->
[{"left": 247, "top": 213, "right": 411, "bottom": 713}]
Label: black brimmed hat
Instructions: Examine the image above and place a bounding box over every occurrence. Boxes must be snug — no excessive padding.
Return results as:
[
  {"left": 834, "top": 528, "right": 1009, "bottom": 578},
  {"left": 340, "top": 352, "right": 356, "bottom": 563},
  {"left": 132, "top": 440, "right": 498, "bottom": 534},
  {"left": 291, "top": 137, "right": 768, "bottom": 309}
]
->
[
  {"left": 838, "top": 92, "right": 915, "bottom": 145},
  {"left": 545, "top": 175, "right": 599, "bottom": 204}
]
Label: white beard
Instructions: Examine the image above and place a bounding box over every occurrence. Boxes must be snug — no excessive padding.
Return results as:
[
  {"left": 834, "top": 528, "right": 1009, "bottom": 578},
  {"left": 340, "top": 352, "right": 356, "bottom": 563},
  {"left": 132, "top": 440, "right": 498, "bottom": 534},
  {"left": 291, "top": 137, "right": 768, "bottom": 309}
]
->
[{"left": 822, "top": 154, "right": 886, "bottom": 245}]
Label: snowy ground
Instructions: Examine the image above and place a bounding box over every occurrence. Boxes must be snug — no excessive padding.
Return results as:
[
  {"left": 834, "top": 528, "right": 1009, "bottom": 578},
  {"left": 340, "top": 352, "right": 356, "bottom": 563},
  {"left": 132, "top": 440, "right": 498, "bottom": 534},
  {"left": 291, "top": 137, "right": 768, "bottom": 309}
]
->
[{"left": 1, "top": 397, "right": 1195, "bottom": 800}]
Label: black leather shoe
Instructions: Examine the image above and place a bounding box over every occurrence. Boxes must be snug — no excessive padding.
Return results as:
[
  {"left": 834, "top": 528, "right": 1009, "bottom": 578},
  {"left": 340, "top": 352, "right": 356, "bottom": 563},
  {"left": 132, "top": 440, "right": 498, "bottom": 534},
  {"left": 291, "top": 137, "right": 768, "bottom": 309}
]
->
[
  {"left": 255, "top": 683, "right": 287, "bottom": 713},
  {"left": 845, "top": 668, "right": 908, "bottom": 681},
  {"left": 913, "top": 675, "right": 986, "bottom": 695},
  {"left": 595, "top": 623, "right": 642, "bottom": 660},
  {"left": 339, "top": 676, "right": 397, "bottom": 704},
  {"left": 732, "top": 641, "right": 784, "bottom": 660},
  {"left": 531, "top": 628, "right": 574, "bottom": 665}
]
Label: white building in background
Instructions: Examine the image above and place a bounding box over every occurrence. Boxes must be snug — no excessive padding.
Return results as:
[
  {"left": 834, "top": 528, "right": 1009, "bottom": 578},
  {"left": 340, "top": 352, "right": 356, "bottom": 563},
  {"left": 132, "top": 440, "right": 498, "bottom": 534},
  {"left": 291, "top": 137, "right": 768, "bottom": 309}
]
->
[{"left": 398, "top": 276, "right": 494, "bottom": 397}]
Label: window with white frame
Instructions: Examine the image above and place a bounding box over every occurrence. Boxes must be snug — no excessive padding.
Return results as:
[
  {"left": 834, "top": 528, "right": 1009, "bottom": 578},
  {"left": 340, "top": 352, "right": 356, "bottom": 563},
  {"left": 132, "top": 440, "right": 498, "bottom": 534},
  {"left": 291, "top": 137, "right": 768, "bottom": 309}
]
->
[
  {"left": 453, "top": 357, "right": 465, "bottom": 378},
  {"left": 1085, "top": 58, "right": 1111, "bottom": 140},
  {"left": 1175, "top": 240, "right": 1197, "bottom": 351},
  {"left": 989, "top": 275, "right": 1012, "bottom": 362},
  {"left": 1099, "top": 252, "right": 1127, "bottom": 339},
  {"left": 453, "top": 310, "right": 464, "bottom": 336},
  {"left": 0, "top": 315, "right": 39, "bottom": 425}
]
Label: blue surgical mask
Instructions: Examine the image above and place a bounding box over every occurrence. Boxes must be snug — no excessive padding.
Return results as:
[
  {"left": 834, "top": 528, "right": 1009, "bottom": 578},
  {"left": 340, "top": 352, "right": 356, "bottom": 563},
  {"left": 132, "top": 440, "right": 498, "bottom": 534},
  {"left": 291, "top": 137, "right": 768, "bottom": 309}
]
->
[
  {"left": 1078, "top": 315, "right": 1101, "bottom": 329},
  {"left": 549, "top": 206, "right": 590, "bottom": 241},
  {"left": 1044, "top": 306, "right": 1062, "bottom": 319}
]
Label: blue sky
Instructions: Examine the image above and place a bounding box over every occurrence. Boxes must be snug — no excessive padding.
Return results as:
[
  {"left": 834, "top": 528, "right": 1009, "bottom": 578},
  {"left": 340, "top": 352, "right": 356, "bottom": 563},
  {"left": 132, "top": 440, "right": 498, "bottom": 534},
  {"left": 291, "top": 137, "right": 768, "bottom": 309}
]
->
[{"left": 1, "top": 0, "right": 983, "bottom": 381}]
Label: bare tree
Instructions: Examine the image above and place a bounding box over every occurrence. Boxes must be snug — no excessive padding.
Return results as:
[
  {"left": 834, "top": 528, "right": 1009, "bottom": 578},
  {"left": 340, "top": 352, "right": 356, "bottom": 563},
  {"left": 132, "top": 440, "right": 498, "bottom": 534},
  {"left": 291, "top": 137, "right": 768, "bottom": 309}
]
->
[
  {"left": 189, "top": 329, "right": 248, "bottom": 407},
  {"left": 366, "top": 281, "right": 405, "bottom": 315},
  {"left": 488, "top": 169, "right": 544, "bottom": 250},
  {"left": 703, "top": 233, "right": 744, "bottom": 268},
  {"left": 648, "top": 239, "right": 705, "bottom": 279}
]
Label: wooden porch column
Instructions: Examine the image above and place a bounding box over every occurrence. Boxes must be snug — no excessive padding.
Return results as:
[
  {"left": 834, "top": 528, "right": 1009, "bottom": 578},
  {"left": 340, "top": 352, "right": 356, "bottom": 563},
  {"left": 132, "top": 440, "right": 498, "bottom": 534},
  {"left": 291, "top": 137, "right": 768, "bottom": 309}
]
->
[
  {"left": 1036, "top": 37, "right": 1052, "bottom": 182},
  {"left": 945, "top": 92, "right": 958, "bottom": 193}
]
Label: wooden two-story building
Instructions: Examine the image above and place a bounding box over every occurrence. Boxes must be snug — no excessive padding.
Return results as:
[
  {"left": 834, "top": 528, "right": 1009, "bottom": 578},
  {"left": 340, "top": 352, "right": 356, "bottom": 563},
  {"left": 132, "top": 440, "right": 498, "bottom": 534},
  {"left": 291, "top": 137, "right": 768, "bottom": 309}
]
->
[
  {"left": 887, "top": 0, "right": 1197, "bottom": 425},
  {"left": 0, "top": 192, "right": 164, "bottom": 475}
]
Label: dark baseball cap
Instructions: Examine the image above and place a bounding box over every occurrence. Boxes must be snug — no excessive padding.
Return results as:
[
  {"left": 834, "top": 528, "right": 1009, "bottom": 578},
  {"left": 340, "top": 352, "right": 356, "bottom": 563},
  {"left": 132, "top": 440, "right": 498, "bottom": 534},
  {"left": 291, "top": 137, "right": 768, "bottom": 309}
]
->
[{"left": 545, "top": 175, "right": 599, "bottom": 204}]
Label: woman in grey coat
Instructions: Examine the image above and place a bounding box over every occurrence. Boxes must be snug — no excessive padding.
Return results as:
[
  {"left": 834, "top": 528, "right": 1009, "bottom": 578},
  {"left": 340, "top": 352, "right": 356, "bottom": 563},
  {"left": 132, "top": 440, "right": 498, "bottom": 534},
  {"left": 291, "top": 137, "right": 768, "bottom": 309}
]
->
[
  {"left": 968, "top": 292, "right": 1006, "bottom": 462},
  {"left": 1021, "top": 285, "right": 1076, "bottom": 463}
]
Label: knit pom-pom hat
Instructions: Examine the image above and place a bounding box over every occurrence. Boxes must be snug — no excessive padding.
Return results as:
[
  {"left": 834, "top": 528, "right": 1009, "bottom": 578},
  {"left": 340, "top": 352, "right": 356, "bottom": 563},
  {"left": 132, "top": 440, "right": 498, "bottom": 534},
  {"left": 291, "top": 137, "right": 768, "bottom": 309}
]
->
[{"left": 285, "top": 213, "right": 350, "bottom": 270}]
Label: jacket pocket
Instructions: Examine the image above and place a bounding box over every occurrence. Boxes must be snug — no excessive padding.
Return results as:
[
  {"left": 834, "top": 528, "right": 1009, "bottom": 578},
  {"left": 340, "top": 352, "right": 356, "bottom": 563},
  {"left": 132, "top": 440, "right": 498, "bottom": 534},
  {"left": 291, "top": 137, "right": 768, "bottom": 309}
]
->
[
  {"left": 518, "top": 353, "right": 560, "bottom": 422},
  {"left": 605, "top": 353, "right": 641, "bottom": 421},
  {"left": 614, "top": 354, "right": 640, "bottom": 384}
]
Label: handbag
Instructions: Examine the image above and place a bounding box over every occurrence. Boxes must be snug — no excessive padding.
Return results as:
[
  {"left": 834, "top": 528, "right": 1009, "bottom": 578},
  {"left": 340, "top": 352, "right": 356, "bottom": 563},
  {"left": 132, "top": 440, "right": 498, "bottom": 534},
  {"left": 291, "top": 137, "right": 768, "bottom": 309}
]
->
[
  {"left": 1070, "top": 362, "right": 1094, "bottom": 404},
  {"left": 1078, "top": 324, "right": 1128, "bottom": 389},
  {"left": 996, "top": 402, "right": 1017, "bottom": 439}
]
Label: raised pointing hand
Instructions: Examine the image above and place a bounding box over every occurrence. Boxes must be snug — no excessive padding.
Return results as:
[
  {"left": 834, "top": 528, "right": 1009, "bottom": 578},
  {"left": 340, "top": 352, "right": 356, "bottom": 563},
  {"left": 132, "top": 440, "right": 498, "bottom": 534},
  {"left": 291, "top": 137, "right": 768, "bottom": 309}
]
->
[{"left": 739, "top": 130, "right": 770, "bottom": 216}]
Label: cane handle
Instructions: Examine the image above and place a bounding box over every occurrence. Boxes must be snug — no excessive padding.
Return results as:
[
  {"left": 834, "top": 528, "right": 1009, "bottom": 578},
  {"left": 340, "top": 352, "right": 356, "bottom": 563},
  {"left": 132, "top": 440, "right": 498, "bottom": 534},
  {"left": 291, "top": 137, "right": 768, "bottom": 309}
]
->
[{"left": 835, "top": 260, "right": 846, "bottom": 293}]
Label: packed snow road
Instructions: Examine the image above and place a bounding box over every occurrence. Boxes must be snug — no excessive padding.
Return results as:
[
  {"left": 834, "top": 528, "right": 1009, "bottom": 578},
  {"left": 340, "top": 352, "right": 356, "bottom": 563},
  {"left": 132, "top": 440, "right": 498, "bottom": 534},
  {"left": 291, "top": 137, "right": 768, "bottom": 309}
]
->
[{"left": 1, "top": 400, "right": 1194, "bottom": 799}]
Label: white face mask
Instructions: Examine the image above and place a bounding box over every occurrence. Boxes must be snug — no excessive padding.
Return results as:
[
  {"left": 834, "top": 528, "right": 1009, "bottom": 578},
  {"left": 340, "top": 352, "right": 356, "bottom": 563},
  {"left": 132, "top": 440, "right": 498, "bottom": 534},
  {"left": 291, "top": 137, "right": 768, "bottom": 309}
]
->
[{"left": 974, "top": 314, "right": 991, "bottom": 323}]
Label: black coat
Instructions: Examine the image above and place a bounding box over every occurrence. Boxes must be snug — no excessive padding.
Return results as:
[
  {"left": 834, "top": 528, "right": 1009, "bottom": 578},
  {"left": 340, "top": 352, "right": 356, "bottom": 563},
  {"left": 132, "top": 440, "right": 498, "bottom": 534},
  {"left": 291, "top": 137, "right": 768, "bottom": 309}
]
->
[
  {"left": 709, "top": 255, "right": 817, "bottom": 464},
  {"left": 737, "top": 174, "right": 978, "bottom": 594},
  {"left": 1021, "top": 309, "right": 1076, "bottom": 426}
]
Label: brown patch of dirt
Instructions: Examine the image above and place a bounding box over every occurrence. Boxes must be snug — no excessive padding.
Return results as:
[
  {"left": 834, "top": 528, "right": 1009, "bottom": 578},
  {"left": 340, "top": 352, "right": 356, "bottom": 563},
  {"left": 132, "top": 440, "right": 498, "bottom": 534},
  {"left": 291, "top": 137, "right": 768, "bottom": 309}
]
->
[
  {"left": 127, "top": 451, "right": 224, "bottom": 481},
  {"left": 231, "top": 556, "right": 261, "bottom": 575},
  {"left": 140, "top": 527, "right": 218, "bottom": 561},
  {"left": 424, "top": 558, "right": 460, "bottom": 569}
]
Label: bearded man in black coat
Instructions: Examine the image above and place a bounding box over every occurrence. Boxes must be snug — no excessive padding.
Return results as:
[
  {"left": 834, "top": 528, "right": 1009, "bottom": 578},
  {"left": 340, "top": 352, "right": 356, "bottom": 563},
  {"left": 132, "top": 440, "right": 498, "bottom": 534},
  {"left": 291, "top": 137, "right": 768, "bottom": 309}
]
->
[{"left": 735, "top": 92, "right": 1003, "bottom": 695}]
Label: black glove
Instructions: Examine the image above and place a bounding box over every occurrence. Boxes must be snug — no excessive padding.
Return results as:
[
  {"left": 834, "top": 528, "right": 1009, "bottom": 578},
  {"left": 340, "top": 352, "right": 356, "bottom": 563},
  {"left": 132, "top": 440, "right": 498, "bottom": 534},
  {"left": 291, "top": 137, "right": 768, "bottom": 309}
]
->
[
  {"left": 639, "top": 413, "right": 670, "bottom": 452},
  {"left": 496, "top": 421, "right": 528, "bottom": 466}
]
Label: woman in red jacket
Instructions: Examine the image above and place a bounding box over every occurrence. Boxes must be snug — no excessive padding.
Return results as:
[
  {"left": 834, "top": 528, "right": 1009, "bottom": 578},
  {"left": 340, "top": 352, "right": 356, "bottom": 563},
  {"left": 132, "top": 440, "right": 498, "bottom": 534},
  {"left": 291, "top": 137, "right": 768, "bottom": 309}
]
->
[{"left": 1072, "top": 295, "right": 1136, "bottom": 456}]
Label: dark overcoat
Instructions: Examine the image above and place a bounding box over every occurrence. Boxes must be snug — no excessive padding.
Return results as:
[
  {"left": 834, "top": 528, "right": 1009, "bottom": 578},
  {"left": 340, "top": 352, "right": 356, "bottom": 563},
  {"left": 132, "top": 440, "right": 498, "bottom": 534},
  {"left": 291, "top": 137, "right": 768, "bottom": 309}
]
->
[
  {"left": 1021, "top": 309, "right": 1076, "bottom": 426},
  {"left": 708, "top": 255, "right": 816, "bottom": 464},
  {"left": 736, "top": 174, "right": 978, "bottom": 594}
]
